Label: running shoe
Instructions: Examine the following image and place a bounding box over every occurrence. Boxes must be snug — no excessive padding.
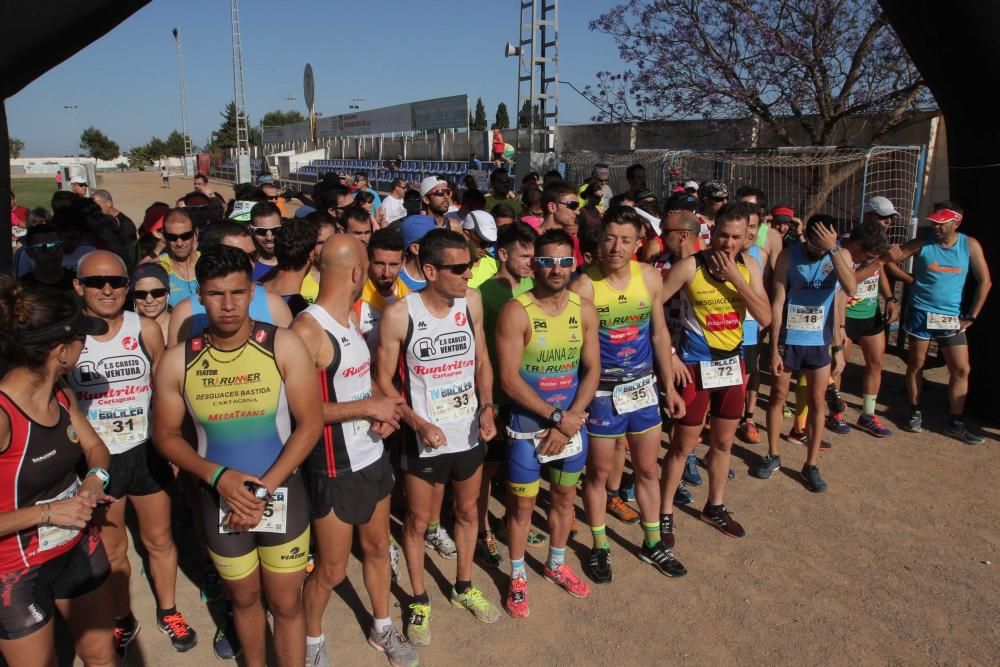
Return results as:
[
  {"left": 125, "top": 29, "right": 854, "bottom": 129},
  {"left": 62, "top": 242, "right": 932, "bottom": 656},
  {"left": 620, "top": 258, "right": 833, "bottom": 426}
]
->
[
  {"left": 157, "top": 611, "right": 197, "bottom": 652},
  {"left": 784, "top": 428, "right": 807, "bottom": 445},
  {"left": 493, "top": 517, "right": 547, "bottom": 547},
  {"left": 368, "top": 625, "right": 421, "bottom": 667},
  {"left": 639, "top": 542, "right": 688, "bottom": 577},
  {"left": 586, "top": 548, "right": 613, "bottom": 583},
  {"left": 737, "top": 420, "right": 761, "bottom": 444},
  {"left": 826, "top": 385, "right": 847, "bottom": 414},
  {"left": 801, "top": 465, "right": 828, "bottom": 492},
  {"left": 544, "top": 563, "right": 591, "bottom": 598},
  {"left": 505, "top": 576, "right": 530, "bottom": 618},
  {"left": 700, "top": 503, "right": 746, "bottom": 538},
  {"left": 306, "top": 639, "right": 331, "bottom": 667},
  {"left": 782, "top": 404, "right": 793, "bottom": 418},
  {"left": 449, "top": 586, "right": 502, "bottom": 624},
  {"left": 406, "top": 602, "right": 432, "bottom": 646},
  {"left": 526, "top": 528, "right": 547, "bottom": 547},
  {"left": 619, "top": 473, "right": 636, "bottom": 502},
  {"left": 213, "top": 614, "right": 241, "bottom": 661},
  {"left": 660, "top": 514, "right": 676, "bottom": 549},
  {"left": 683, "top": 453, "right": 703, "bottom": 486},
  {"left": 752, "top": 454, "right": 781, "bottom": 479},
  {"left": 389, "top": 540, "right": 401, "bottom": 583},
  {"left": 904, "top": 409, "right": 923, "bottom": 433},
  {"left": 200, "top": 565, "right": 224, "bottom": 603},
  {"left": 475, "top": 531, "right": 504, "bottom": 569},
  {"left": 825, "top": 413, "right": 851, "bottom": 435},
  {"left": 113, "top": 616, "right": 140, "bottom": 659},
  {"left": 946, "top": 421, "right": 985, "bottom": 446},
  {"left": 857, "top": 413, "right": 892, "bottom": 438},
  {"left": 674, "top": 482, "right": 694, "bottom": 506},
  {"left": 606, "top": 495, "right": 640, "bottom": 524},
  {"left": 424, "top": 526, "right": 457, "bottom": 560}
]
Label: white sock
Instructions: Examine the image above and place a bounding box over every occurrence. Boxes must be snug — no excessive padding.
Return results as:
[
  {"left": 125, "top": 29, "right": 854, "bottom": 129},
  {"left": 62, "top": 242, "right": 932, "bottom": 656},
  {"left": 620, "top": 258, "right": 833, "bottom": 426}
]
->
[
  {"left": 373, "top": 617, "right": 392, "bottom": 633},
  {"left": 306, "top": 634, "right": 324, "bottom": 646}
]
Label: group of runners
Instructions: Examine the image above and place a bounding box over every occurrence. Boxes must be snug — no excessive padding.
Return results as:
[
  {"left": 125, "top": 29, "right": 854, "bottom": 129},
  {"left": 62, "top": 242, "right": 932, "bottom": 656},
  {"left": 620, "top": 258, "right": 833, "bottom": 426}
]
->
[{"left": 0, "top": 168, "right": 990, "bottom": 667}]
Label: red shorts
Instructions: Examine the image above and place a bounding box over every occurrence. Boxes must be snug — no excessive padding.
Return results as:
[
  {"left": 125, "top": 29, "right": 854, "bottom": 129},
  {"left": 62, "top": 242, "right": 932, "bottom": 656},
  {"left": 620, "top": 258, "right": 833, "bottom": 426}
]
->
[{"left": 677, "top": 361, "right": 746, "bottom": 427}]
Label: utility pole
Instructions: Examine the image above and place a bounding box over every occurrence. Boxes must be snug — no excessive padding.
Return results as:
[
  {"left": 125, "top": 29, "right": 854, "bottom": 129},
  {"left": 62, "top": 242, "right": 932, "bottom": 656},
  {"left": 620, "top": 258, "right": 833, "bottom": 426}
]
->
[
  {"left": 510, "top": 0, "right": 559, "bottom": 182},
  {"left": 172, "top": 28, "right": 195, "bottom": 176},
  {"left": 230, "top": 0, "right": 252, "bottom": 183}
]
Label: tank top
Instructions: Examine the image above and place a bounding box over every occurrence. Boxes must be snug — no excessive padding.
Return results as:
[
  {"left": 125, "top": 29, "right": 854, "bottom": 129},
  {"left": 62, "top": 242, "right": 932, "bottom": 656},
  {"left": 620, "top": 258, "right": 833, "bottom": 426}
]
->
[
  {"left": 680, "top": 252, "right": 750, "bottom": 363},
  {"left": 354, "top": 277, "right": 411, "bottom": 354},
  {"left": 653, "top": 254, "right": 691, "bottom": 348},
  {"left": 0, "top": 389, "right": 84, "bottom": 571},
  {"left": 509, "top": 292, "right": 583, "bottom": 433},
  {"left": 66, "top": 311, "right": 152, "bottom": 455},
  {"left": 400, "top": 293, "right": 479, "bottom": 457},
  {"left": 742, "top": 245, "right": 763, "bottom": 345},
  {"left": 189, "top": 288, "right": 274, "bottom": 335},
  {"left": 302, "top": 304, "right": 383, "bottom": 477},
  {"left": 846, "top": 254, "right": 880, "bottom": 320},
  {"left": 781, "top": 243, "right": 840, "bottom": 346},
  {"left": 910, "top": 233, "right": 970, "bottom": 316},
  {"left": 183, "top": 322, "right": 291, "bottom": 477},
  {"left": 587, "top": 261, "right": 654, "bottom": 386}
]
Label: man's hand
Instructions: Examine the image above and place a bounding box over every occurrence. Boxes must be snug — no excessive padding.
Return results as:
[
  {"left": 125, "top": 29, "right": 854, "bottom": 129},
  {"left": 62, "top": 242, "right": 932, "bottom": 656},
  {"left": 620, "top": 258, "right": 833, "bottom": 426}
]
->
[
  {"left": 809, "top": 221, "right": 838, "bottom": 252},
  {"left": 416, "top": 420, "right": 448, "bottom": 449},
  {"left": 885, "top": 299, "right": 900, "bottom": 324},
  {"left": 832, "top": 348, "right": 846, "bottom": 377},
  {"left": 671, "top": 355, "right": 692, "bottom": 387},
  {"left": 771, "top": 348, "right": 785, "bottom": 377},
  {"left": 538, "top": 428, "right": 569, "bottom": 457},
  {"left": 705, "top": 248, "right": 744, "bottom": 284},
  {"left": 555, "top": 409, "right": 588, "bottom": 438},
  {"left": 367, "top": 396, "right": 404, "bottom": 429},
  {"left": 216, "top": 469, "right": 266, "bottom": 520},
  {"left": 960, "top": 319, "right": 975, "bottom": 332},
  {"left": 886, "top": 245, "right": 905, "bottom": 263},
  {"left": 478, "top": 409, "right": 497, "bottom": 442},
  {"left": 663, "top": 388, "right": 686, "bottom": 420},
  {"left": 79, "top": 475, "right": 116, "bottom": 505},
  {"left": 372, "top": 420, "right": 396, "bottom": 439}
]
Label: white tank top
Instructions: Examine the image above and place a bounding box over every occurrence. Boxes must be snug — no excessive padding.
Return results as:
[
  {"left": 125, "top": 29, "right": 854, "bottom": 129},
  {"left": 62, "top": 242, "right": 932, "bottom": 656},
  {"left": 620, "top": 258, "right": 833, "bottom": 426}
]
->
[
  {"left": 67, "top": 311, "right": 152, "bottom": 455},
  {"left": 302, "top": 304, "right": 383, "bottom": 474},
  {"left": 402, "top": 293, "right": 479, "bottom": 457}
]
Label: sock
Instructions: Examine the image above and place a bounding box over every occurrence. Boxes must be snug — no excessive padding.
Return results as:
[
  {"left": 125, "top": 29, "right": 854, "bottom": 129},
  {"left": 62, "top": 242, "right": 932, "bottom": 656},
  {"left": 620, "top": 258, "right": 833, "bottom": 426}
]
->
[
  {"left": 642, "top": 521, "right": 660, "bottom": 548},
  {"left": 454, "top": 579, "right": 472, "bottom": 595},
  {"left": 306, "top": 634, "right": 325, "bottom": 646},
  {"left": 412, "top": 592, "right": 430, "bottom": 605},
  {"left": 426, "top": 521, "right": 440, "bottom": 535},
  {"left": 156, "top": 607, "right": 176, "bottom": 620},
  {"left": 862, "top": 394, "right": 877, "bottom": 416},
  {"left": 743, "top": 411, "right": 753, "bottom": 422},
  {"left": 547, "top": 546, "right": 565, "bottom": 570},
  {"left": 373, "top": 617, "right": 392, "bottom": 634},
  {"left": 510, "top": 558, "right": 526, "bottom": 579},
  {"left": 590, "top": 524, "right": 609, "bottom": 551}
]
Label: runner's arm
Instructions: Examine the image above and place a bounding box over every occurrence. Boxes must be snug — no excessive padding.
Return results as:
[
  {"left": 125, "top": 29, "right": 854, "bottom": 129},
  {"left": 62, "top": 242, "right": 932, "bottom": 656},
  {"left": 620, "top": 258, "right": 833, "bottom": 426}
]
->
[
  {"left": 495, "top": 299, "right": 551, "bottom": 419},
  {"left": 264, "top": 291, "right": 293, "bottom": 327},
  {"left": 166, "top": 297, "right": 193, "bottom": 348},
  {"left": 57, "top": 382, "right": 112, "bottom": 500},
  {"left": 139, "top": 315, "right": 165, "bottom": 375},
  {"left": 964, "top": 237, "right": 992, "bottom": 321},
  {"left": 568, "top": 272, "right": 594, "bottom": 302},
  {"left": 830, "top": 246, "right": 858, "bottom": 295},
  {"left": 659, "top": 256, "right": 695, "bottom": 304},
  {"left": 375, "top": 299, "right": 426, "bottom": 430},
  {"left": 765, "top": 228, "right": 782, "bottom": 271},
  {"left": 572, "top": 299, "right": 601, "bottom": 412},
  {"left": 730, "top": 255, "right": 771, "bottom": 327},
  {"left": 770, "top": 250, "right": 790, "bottom": 355},
  {"left": 644, "top": 265, "right": 683, "bottom": 416}
]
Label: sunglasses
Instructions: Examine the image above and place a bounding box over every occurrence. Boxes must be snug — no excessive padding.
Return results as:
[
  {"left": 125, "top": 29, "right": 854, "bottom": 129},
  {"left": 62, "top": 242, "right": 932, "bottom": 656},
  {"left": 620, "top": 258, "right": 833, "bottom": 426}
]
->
[
  {"left": 163, "top": 230, "right": 195, "bottom": 242},
  {"left": 133, "top": 288, "right": 169, "bottom": 300},
  {"left": 434, "top": 261, "right": 474, "bottom": 275},
  {"left": 80, "top": 275, "right": 129, "bottom": 290},
  {"left": 29, "top": 241, "right": 62, "bottom": 251},
  {"left": 266, "top": 195, "right": 279, "bottom": 201},
  {"left": 427, "top": 189, "right": 451, "bottom": 198},
  {"left": 559, "top": 200, "right": 580, "bottom": 210},
  {"left": 250, "top": 225, "right": 281, "bottom": 237},
  {"left": 535, "top": 256, "right": 574, "bottom": 268}
]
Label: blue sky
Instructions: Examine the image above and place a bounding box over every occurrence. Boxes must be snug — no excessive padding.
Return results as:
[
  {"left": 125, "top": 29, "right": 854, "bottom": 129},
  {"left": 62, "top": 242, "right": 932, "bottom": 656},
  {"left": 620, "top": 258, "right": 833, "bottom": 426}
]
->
[{"left": 7, "top": 0, "right": 623, "bottom": 157}]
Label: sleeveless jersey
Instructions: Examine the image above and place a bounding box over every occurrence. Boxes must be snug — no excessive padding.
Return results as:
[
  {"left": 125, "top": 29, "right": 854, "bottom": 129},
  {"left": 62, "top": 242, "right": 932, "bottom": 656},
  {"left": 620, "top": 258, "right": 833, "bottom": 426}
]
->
[
  {"left": 189, "top": 288, "right": 274, "bottom": 335},
  {"left": 0, "top": 389, "right": 84, "bottom": 571},
  {"left": 183, "top": 322, "right": 291, "bottom": 478},
  {"left": 781, "top": 243, "right": 840, "bottom": 346},
  {"left": 66, "top": 311, "right": 152, "bottom": 455},
  {"left": 510, "top": 292, "right": 583, "bottom": 433},
  {"left": 742, "top": 245, "right": 763, "bottom": 345},
  {"left": 587, "top": 261, "right": 654, "bottom": 385},
  {"left": 400, "top": 293, "right": 479, "bottom": 456},
  {"left": 653, "top": 254, "right": 691, "bottom": 348},
  {"left": 680, "top": 252, "right": 750, "bottom": 363},
  {"left": 910, "top": 233, "right": 970, "bottom": 316},
  {"left": 302, "top": 304, "right": 383, "bottom": 477},
  {"left": 846, "top": 255, "right": 880, "bottom": 320},
  {"left": 354, "top": 277, "right": 411, "bottom": 353}
]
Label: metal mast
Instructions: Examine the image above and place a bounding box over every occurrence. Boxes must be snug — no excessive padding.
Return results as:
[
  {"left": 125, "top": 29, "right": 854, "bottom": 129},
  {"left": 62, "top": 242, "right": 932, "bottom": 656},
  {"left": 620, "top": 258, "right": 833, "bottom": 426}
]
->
[
  {"left": 514, "top": 0, "right": 559, "bottom": 179},
  {"left": 230, "top": 0, "right": 251, "bottom": 183},
  {"left": 172, "top": 28, "right": 194, "bottom": 175}
]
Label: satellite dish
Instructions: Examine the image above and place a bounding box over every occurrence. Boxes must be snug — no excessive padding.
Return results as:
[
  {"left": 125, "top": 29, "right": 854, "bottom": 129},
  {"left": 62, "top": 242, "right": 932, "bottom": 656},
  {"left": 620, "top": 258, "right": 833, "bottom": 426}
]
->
[{"left": 303, "top": 63, "right": 315, "bottom": 111}]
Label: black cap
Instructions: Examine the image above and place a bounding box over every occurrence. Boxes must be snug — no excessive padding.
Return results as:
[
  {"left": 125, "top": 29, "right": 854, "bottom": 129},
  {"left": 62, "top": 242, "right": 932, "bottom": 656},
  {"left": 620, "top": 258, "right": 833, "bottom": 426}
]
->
[
  {"left": 19, "top": 305, "right": 108, "bottom": 344},
  {"left": 665, "top": 192, "right": 699, "bottom": 212}
]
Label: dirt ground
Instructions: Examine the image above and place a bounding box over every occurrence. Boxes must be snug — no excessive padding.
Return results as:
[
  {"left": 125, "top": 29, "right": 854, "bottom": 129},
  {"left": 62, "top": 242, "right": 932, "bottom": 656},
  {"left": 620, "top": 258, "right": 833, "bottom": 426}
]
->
[{"left": 51, "top": 173, "right": 999, "bottom": 666}]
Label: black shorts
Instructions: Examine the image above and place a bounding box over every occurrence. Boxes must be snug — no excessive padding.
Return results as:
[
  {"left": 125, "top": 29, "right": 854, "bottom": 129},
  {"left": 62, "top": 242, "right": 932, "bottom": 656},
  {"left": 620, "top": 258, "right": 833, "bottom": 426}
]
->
[
  {"left": 845, "top": 311, "right": 884, "bottom": 344},
  {"left": 779, "top": 344, "right": 832, "bottom": 371},
  {"left": 743, "top": 344, "right": 760, "bottom": 378},
  {"left": 483, "top": 407, "right": 510, "bottom": 463},
  {"left": 0, "top": 526, "right": 109, "bottom": 640},
  {"left": 304, "top": 451, "right": 394, "bottom": 525},
  {"left": 106, "top": 441, "right": 174, "bottom": 499},
  {"left": 401, "top": 446, "right": 486, "bottom": 485}
]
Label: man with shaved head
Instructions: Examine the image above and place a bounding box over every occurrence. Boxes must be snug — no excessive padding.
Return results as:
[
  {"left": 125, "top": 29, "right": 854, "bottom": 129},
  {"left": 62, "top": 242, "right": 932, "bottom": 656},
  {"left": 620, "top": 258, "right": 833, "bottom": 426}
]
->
[
  {"left": 291, "top": 236, "right": 418, "bottom": 667},
  {"left": 67, "top": 250, "right": 197, "bottom": 656}
]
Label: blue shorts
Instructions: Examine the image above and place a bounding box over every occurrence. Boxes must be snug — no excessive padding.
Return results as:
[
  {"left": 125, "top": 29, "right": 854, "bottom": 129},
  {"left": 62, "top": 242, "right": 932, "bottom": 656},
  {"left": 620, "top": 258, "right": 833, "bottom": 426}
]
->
[
  {"left": 507, "top": 430, "right": 588, "bottom": 495},
  {"left": 903, "top": 307, "right": 968, "bottom": 345},
  {"left": 778, "top": 344, "right": 831, "bottom": 371},
  {"left": 586, "top": 393, "right": 662, "bottom": 439}
]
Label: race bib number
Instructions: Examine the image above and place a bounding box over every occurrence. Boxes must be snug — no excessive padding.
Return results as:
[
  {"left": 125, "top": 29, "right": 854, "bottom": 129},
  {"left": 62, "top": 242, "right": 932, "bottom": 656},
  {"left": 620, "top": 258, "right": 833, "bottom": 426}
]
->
[
  {"left": 535, "top": 430, "right": 584, "bottom": 464},
  {"left": 854, "top": 277, "right": 878, "bottom": 301},
  {"left": 92, "top": 412, "right": 148, "bottom": 449},
  {"left": 350, "top": 390, "right": 372, "bottom": 435},
  {"left": 427, "top": 380, "right": 477, "bottom": 424},
  {"left": 699, "top": 355, "right": 742, "bottom": 389},
  {"left": 219, "top": 486, "right": 288, "bottom": 534},
  {"left": 37, "top": 478, "right": 82, "bottom": 552},
  {"left": 612, "top": 375, "right": 658, "bottom": 415},
  {"left": 926, "top": 312, "right": 960, "bottom": 331},
  {"left": 786, "top": 304, "right": 825, "bottom": 332}
]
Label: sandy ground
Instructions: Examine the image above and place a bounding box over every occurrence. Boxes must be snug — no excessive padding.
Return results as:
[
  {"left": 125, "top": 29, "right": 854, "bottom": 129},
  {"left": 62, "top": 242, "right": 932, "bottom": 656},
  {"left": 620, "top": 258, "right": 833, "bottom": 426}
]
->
[{"left": 56, "top": 173, "right": 1000, "bottom": 667}]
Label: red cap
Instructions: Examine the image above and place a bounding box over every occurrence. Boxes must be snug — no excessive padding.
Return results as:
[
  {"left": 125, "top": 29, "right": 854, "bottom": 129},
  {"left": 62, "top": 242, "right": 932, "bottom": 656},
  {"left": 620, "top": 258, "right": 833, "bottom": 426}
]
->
[
  {"left": 140, "top": 204, "right": 169, "bottom": 236},
  {"left": 927, "top": 208, "right": 962, "bottom": 224},
  {"left": 771, "top": 206, "right": 794, "bottom": 218}
]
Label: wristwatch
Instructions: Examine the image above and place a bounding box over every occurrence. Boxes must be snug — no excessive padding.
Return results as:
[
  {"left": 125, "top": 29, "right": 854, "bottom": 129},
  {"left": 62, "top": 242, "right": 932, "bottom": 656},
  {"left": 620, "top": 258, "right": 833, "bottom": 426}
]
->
[
  {"left": 548, "top": 408, "right": 564, "bottom": 427},
  {"left": 828, "top": 245, "right": 841, "bottom": 256},
  {"left": 253, "top": 485, "right": 271, "bottom": 501}
]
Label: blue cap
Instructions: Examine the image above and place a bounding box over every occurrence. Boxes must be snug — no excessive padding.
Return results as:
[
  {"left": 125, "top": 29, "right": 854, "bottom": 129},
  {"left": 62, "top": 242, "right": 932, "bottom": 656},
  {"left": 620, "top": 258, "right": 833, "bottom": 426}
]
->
[
  {"left": 402, "top": 215, "right": 437, "bottom": 248},
  {"left": 294, "top": 205, "right": 317, "bottom": 219}
]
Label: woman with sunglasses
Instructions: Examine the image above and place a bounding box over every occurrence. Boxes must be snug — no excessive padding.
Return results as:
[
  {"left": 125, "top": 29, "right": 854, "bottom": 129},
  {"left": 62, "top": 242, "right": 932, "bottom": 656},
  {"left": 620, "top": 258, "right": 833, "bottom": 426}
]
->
[
  {"left": 0, "top": 277, "right": 118, "bottom": 666},
  {"left": 132, "top": 263, "right": 171, "bottom": 345},
  {"left": 355, "top": 190, "right": 380, "bottom": 230}
]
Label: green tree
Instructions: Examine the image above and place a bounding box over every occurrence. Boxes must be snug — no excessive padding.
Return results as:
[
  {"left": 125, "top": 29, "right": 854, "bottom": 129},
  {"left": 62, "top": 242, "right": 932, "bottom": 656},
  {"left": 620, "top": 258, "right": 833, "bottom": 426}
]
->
[
  {"left": 468, "top": 111, "right": 475, "bottom": 129},
  {"left": 494, "top": 102, "right": 510, "bottom": 130},
  {"left": 261, "top": 110, "right": 305, "bottom": 127},
  {"left": 164, "top": 130, "right": 187, "bottom": 156},
  {"left": 79, "top": 127, "right": 120, "bottom": 161},
  {"left": 517, "top": 100, "right": 544, "bottom": 129},
  {"left": 472, "top": 97, "right": 488, "bottom": 131},
  {"left": 210, "top": 101, "right": 259, "bottom": 151},
  {"left": 8, "top": 137, "right": 24, "bottom": 159}
]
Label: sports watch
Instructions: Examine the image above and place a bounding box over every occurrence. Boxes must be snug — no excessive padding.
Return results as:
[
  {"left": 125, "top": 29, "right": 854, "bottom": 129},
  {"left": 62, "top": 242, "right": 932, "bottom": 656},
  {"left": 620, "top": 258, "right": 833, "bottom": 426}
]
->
[
  {"left": 87, "top": 467, "right": 110, "bottom": 489},
  {"left": 548, "top": 408, "right": 564, "bottom": 427}
]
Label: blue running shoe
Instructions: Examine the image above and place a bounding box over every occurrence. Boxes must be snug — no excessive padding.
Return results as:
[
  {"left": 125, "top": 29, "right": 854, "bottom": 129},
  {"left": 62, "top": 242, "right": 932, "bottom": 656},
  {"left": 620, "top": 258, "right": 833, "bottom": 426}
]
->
[
  {"left": 825, "top": 413, "right": 851, "bottom": 435},
  {"left": 213, "top": 613, "right": 241, "bottom": 661},
  {"left": 904, "top": 409, "right": 922, "bottom": 433},
  {"left": 857, "top": 413, "right": 892, "bottom": 438},
  {"left": 946, "top": 421, "right": 984, "bottom": 446},
  {"left": 752, "top": 454, "right": 781, "bottom": 480},
  {"left": 673, "top": 482, "right": 694, "bottom": 506},
  {"left": 619, "top": 473, "right": 636, "bottom": 502},
  {"left": 683, "top": 453, "right": 702, "bottom": 486}
]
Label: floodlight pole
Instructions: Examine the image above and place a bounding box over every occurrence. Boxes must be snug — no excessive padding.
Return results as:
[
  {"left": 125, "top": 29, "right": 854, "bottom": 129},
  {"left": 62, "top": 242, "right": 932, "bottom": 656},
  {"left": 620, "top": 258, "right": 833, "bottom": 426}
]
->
[
  {"left": 172, "top": 28, "right": 194, "bottom": 175},
  {"left": 230, "top": 0, "right": 252, "bottom": 183},
  {"left": 512, "top": 0, "right": 559, "bottom": 181}
]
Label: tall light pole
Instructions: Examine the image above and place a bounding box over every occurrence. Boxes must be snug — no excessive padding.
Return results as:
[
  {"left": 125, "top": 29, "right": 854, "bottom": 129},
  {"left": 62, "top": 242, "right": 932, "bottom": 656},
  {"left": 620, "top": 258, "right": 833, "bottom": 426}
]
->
[
  {"left": 172, "top": 28, "right": 194, "bottom": 175},
  {"left": 64, "top": 105, "right": 78, "bottom": 154},
  {"left": 508, "top": 0, "right": 559, "bottom": 180},
  {"left": 229, "top": 0, "right": 252, "bottom": 183}
]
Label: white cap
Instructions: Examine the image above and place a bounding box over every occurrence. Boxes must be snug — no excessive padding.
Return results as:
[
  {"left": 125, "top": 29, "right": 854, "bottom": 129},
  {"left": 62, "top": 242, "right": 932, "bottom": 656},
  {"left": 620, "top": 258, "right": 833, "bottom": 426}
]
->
[
  {"left": 69, "top": 175, "right": 88, "bottom": 185},
  {"left": 863, "top": 196, "right": 897, "bottom": 217},
  {"left": 632, "top": 205, "right": 662, "bottom": 236},
  {"left": 462, "top": 210, "right": 498, "bottom": 242},
  {"left": 683, "top": 180, "right": 699, "bottom": 191},
  {"left": 228, "top": 200, "right": 255, "bottom": 221},
  {"left": 419, "top": 176, "right": 448, "bottom": 198}
]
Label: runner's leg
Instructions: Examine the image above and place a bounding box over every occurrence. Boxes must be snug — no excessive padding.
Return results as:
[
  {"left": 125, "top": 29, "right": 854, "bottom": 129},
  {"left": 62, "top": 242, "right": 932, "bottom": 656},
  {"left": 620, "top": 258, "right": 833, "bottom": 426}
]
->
[
  {"left": 766, "top": 371, "right": 793, "bottom": 457},
  {"left": 261, "top": 567, "right": 307, "bottom": 667},
  {"left": 583, "top": 437, "right": 615, "bottom": 547},
  {"left": 451, "top": 467, "right": 484, "bottom": 584},
  {"left": 941, "top": 343, "right": 971, "bottom": 416},
  {"left": 131, "top": 489, "right": 179, "bottom": 610},
  {"left": 906, "top": 337, "right": 930, "bottom": 407},
  {"left": 706, "top": 417, "right": 740, "bottom": 505},
  {"left": 0, "top": 618, "right": 58, "bottom": 667},
  {"left": 94, "top": 497, "right": 133, "bottom": 620},
  {"left": 403, "top": 474, "right": 436, "bottom": 598},
  {"left": 804, "top": 366, "right": 831, "bottom": 466},
  {"left": 628, "top": 428, "right": 663, "bottom": 525},
  {"left": 57, "top": 577, "right": 117, "bottom": 667},
  {"left": 303, "top": 511, "right": 354, "bottom": 638},
  {"left": 225, "top": 572, "right": 267, "bottom": 667},
  {"left": 358, "top": 497, "right": 392, "bottom": 621}
]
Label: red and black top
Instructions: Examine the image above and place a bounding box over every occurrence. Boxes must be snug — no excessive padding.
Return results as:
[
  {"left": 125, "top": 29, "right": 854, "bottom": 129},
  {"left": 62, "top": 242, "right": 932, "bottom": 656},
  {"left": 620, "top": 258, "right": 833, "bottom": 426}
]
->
[{"left": 0, "top": 388, "right": 83, "bottom": 572}]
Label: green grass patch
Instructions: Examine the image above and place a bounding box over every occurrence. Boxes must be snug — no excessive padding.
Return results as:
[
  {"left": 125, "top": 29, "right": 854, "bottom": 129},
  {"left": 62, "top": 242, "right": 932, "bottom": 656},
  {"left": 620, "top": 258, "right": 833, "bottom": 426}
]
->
[{"left": 11, "top": 175, "right": 102, "bottom": 212}]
